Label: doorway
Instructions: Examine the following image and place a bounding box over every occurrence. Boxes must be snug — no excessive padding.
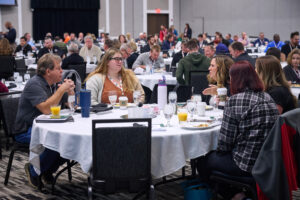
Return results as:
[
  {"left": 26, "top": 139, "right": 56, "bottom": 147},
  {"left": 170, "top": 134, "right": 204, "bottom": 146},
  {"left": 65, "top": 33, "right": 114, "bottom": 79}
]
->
[{"left": 147, "top": 14, "right": 169, "bottom": 36}]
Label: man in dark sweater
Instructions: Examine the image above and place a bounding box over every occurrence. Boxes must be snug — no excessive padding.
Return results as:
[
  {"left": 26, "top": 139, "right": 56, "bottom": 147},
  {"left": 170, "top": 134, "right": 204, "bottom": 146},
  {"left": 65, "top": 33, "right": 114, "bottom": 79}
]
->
[
  {"left": 120, "top": 43, "right": 139, "bottom": 69},
  {"left": 37, "top": 37, "right": 63, "bottom": 60},
  {"left": 15, "top": 36, "right": 32, "bottom": 56},
  {"left": 171, "top": 40, "right": 188, "bottom": 67},
  {"left": 281, "top": 31, "right": 300, "bottom": 61},
  {"left": 61, "top": 43, "right": 84, "bottom": 69},
  {"left": 1, "top": 21, "right": 16, "bottom": 49},
  {"left": 229, "top": 41, "right": 256, "bottom": 68}
]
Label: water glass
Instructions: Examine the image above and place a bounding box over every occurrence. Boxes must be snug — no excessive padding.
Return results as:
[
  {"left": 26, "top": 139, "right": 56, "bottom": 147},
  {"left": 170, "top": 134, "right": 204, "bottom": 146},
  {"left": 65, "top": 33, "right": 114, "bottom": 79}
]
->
[
  {"left": 68, "top": 95, "right": 76, "bottom": 115},
  {"left": 86, "top": 56, "right": 91, "bottom": 64},
  {"left": 168, "top": 91, "right": 177, "bottom": 114},
  {"left": 16, "top": 76, "right": 23, "bottom": 88},
  {"left": 163, "top": 104, "right": 174, "bottom": 127},
  {"left": 108, "top": 91, "right": 117, "bottom": 106},
  {"left": 24, "top": 73, "right": 30, "bottom": 83},
  {"left": 209, "top": 95, "right": 218, "bottom": 110},
  {"left": 192, "top": 94, "right": 202, "bottom": 103},
  {"left": 13, "top": 72, "right": 20, "bottom": 81},
  {"left": 187, "top": 99, "right": 196, "bottom": 120},
  {"left": 133, "top": 90, "right": 141, "bottom": 105}
]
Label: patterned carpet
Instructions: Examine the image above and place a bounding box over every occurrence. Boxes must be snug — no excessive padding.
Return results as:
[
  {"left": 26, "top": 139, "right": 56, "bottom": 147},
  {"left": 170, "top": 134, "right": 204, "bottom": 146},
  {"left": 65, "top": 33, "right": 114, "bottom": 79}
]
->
[{"left": 0, "top": 148, "right": 186, "bottom": 200}]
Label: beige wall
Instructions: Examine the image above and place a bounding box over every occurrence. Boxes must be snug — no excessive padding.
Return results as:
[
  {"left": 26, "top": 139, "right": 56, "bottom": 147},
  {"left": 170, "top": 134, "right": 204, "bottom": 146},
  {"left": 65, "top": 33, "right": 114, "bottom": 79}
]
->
[
  {"left": 21, "top": 0, "right": 32, "bottom": 37},
  {"left": 147, "top": 0, "right": 168, "bottom": 10},
  {"left": 109, "top": 0, "right": 122, "bottom": 37},
  {"left": 99, "top": 0, "right": 106, "bottom": 33}
]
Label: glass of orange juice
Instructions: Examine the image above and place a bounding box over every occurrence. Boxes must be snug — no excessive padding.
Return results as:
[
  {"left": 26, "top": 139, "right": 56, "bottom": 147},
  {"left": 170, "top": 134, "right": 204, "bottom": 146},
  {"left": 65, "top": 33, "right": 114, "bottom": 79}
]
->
[
  {"left": 50, "top": 105, "right": 61, "bottom": 118},
  {"left": 177, "top": 109, "right": 188, "bottom": 124}
]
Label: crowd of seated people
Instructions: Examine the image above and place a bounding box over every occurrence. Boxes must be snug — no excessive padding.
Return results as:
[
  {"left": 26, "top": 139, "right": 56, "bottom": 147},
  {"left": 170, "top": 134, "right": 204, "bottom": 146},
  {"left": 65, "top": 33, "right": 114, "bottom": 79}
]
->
[{"left": 1, "top": 25, "right": 300, "bottom": 199}]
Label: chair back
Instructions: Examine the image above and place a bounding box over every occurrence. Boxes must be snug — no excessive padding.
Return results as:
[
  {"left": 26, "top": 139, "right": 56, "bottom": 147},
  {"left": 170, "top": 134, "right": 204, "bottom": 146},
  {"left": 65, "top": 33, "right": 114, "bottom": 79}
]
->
[
  {"left": 62, "top": 69, "right": 82, "bottom": 93},
  {"left": 142, "top": 85, "right": 152, "bottom": 104},
  {"left": 0, "top": 56, "right": 15, "bottom": 79},
  {"left": 189, "top": 70, "right": 209, "bottom": 102},
  {"left": 0, "top": 95, "right": 20, "bottom": 138},
  {"left": 91, "top": 118, "right": 152, "bottom": 194},
  {"left": 68, "top": 64, "right": 86, "bottom": 84},
  {"left": 174, "top": 84, "right": 193, "bottom": 102},
  {"left": 15, "top": 58, "right": 28, "bottom": 76}
]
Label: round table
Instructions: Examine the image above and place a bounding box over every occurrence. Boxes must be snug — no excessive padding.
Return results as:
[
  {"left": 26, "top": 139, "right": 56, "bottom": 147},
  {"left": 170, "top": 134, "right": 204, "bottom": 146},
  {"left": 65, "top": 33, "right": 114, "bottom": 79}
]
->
[
  {"left": 30, "top": 108, "right": 222, "bottom": 178},
  {"left": 136, "top": 73, "right": 177, "bottom": 91}
]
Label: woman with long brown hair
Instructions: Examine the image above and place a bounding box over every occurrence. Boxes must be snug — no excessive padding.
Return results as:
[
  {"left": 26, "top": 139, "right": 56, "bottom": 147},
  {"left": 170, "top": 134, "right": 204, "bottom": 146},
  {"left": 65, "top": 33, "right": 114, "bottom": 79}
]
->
[
  {"left": 203, "top": 55, "right": 234, "bottom": 96},
  {"left": 283, "top": 48, "right": 300, "bottom": 83},
  {"left": 85, "top": 48, "right": 144, "bottom": 105},
  {"left": 0, "top": 38, "right": 13, "bottom": 55},
  {"left": 256, "top": 55, "right": 297, "bottom": 114}
]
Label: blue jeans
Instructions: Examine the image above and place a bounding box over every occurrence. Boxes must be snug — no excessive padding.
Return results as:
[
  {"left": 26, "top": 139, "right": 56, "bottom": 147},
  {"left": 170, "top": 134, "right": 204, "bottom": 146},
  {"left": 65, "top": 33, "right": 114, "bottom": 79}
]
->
[{"left": 15, "top": 127, "right": 66, "bottom": 177}]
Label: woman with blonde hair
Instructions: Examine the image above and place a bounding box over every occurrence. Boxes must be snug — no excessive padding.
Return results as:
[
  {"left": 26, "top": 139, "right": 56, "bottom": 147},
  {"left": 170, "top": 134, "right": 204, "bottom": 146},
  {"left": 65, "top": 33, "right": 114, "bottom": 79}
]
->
[
  {"left": 85, "top": 48, "right": 145, "bottom": 105},
  {"left": 283, "top": 48, "right": 300, "bottom": 84},
  {"left": 0, "top": 38, "right": 13, "bottom": 55},
  {"left": 203, "top": 55, "right": 234, "bottom": 96},
  {"left": 256, "top": 55, "right": 296, "bottom": 114}
]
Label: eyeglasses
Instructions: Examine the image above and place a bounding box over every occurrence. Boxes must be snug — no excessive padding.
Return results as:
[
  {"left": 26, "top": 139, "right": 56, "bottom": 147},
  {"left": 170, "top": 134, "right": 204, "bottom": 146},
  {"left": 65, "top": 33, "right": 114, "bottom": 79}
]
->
[{"left": 110, "top": 57, "right": 123, "bottom": 62}]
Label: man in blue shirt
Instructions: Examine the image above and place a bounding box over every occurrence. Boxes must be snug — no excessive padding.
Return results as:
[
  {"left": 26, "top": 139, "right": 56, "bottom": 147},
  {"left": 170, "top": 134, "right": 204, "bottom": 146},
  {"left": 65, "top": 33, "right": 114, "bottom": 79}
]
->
[
  {"left": 253, "top": 32, "right": 269, "bottom": 47},
  {"left": 264, "top": 34, "right": 285, "bottom": 52},
  {"left": 161, "top": 35, "right": 175, "bottom": 51}
]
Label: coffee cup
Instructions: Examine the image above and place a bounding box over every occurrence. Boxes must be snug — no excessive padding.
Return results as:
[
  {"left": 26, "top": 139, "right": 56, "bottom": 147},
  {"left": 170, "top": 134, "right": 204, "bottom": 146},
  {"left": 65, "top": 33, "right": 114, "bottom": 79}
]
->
[
  {"left": 217, "top": 87, "right": 227, "bottom": 108},
  {"left": 119, "top": 96, "right": 128, "bottom": 109},
  {"left": 197, "top": 102, "right": 206, "bottom": 116}
]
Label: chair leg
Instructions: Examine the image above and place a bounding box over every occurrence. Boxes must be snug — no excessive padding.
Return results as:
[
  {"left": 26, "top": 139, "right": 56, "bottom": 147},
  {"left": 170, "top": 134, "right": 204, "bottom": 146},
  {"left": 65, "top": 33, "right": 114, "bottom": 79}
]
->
[
  {"left": 190, "top": 159, "right": 197, "bottom": 177},
  {"left": 181, "top": 167, "right": 185, "bottom": 178},
  {"left": 88, "top": 177, "right": 93, "bottom": 200},
  {"left": 6, "top": 137, "right": 10, "bottom": 150},
  {"left": 4, "top": 149, "right": 15, "bottom": 185},
  {"left": 67, "top": 160, "right": 72, "bottom": 182}
]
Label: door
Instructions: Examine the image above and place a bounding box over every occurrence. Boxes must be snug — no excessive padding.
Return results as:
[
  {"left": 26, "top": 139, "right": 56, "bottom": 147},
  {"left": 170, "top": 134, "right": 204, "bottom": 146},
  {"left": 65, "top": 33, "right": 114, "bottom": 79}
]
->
[{"left": 147, "top": 14, "right": 169, "bottom": 36}]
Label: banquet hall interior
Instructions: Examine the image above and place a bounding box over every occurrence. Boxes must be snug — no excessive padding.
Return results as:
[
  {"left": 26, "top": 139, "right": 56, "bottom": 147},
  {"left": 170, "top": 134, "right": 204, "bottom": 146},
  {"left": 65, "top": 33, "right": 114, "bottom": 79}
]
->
[{"left": 0, "top": 0, "right": 300, "bottom": 199}]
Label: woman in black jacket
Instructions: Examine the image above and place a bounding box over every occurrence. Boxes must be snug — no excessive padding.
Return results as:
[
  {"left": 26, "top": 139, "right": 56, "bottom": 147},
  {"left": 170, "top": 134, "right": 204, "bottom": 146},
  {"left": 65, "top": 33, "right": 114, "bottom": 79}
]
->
[{"left": 183, "top": 23, "right": 192, "bottom": 39}]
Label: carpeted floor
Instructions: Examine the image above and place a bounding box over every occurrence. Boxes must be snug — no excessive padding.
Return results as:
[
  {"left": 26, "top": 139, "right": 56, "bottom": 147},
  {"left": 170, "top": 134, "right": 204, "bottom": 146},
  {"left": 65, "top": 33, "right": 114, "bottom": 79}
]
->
[{"left": 0, "top": 148, "right": 186, "bottom": 200}]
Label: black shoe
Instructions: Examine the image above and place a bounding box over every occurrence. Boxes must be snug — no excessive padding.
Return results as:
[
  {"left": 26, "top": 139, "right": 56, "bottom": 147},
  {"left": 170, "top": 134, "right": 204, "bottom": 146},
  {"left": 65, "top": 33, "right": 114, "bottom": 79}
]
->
[
  {"left": 42, "top": 172, "right": 54, "bottom": 185},
  {"left": 24, "top": 163, "right": 41, "bottom": 189}
]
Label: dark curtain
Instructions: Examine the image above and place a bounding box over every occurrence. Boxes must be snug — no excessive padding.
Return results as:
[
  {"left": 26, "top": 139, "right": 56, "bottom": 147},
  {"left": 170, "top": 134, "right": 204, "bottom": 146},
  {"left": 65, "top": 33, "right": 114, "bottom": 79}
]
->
[{"left": 31, "top": 0, "right": 100, "bottom": 40}]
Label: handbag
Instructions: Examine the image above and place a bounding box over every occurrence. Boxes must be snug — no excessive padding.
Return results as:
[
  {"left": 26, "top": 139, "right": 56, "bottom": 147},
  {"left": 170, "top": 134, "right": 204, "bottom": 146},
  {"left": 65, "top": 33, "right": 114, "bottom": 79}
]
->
[{"left": 181, "top": 180, "right": 212, "bottom": 200}]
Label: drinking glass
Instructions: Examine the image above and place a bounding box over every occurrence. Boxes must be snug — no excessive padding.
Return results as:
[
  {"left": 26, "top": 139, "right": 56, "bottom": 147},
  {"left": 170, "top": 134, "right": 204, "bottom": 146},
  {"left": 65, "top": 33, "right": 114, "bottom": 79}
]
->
[
  {"left": 192, "top": 94, "right": 202, "bottom": 103},
  {"left": 16, "top": 76, "right": 23, "bottom": 89},
  {"left": 13, "top": 72, "right": 20, "bottom": 81},
  {"left": 108, "top": 91, "right": 117, "bottom": 106},
  {"left": 209, "top": 95, "right": 218, "bottom": 110},
  {"left": 133, "top": 90, "right": 141, "bottom": 105},
  {"left": 163, "top": 104, "right": 174, "bottom": 127},
  {"left": 187, "top": 99, "right": 196, "bottom": 121},
  {"left": 68, "top": 95, "right": 76, "bottom": 115},
  {"left": 50, "top": 105, "right": 61, "bottom": 118},
  {"left": 86, "top": 56, "right": 91, "bottom": 64},
  {"left": 93, "top": 56, "right": 97, "bottom": 64},
  {"left": 168, "top": 91, "right": 177, "bottom": 114},
  {"left": 24, "top": 73, "right": 30, "bottom": 83}
]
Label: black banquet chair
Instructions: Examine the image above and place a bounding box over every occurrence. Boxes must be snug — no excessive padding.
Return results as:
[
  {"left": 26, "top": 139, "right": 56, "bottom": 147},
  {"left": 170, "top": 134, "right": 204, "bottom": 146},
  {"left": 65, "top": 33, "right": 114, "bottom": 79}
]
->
[
  {"left": 68, "top": 64, "right": 86, "bottom": 84},
  {"left": 0, "top": 56, "right": 16, "bottom": 80},
  {"left": 189, "top": 70, "right": 209, "bottom": 103},
  {"left": 88, "top": 118, "right": 154, "bottom": 200}
]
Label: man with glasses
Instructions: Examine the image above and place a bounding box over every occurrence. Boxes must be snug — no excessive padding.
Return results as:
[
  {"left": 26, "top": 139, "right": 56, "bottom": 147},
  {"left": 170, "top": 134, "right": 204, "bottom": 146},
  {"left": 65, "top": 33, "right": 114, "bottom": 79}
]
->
[{"left": 14, "top": 53, "right": 75, "bottom": 188}]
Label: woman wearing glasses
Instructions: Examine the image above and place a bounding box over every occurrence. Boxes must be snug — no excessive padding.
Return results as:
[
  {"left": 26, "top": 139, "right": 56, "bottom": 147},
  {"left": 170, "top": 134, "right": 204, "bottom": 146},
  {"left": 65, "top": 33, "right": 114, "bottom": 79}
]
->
[{"left": 85, "top": 48, "right": 145, "bottom": 105}]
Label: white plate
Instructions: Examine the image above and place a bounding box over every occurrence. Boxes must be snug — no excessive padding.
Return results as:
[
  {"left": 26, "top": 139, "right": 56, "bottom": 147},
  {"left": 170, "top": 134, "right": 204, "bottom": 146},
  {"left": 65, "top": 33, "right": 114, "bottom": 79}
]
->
[
  {"left": 113, "top": 103, "right": 136, "bottom": 108},
  {"left": 205, "top": 105, "right": 213, "bottom": 110},
  {"left": 180, "top": 122, "right": 219, "bottom": 130}
]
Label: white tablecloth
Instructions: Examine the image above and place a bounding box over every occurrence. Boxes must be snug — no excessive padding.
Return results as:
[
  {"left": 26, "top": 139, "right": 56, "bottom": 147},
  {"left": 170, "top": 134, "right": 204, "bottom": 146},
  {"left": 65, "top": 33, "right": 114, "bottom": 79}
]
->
[
  {"left": 249, "top": 52, "right": 265, "bottom": 58},
  {"left": 25, "top": 58, "right": 36, "bottom": 66},
  {"left": 30, "top": 108, "right": 222, "bottom": 178},
  {"left": 163, "top": 58, "right": 173, "bottom": 66},
  {"left": 291, "top": 87, "right": 300, "bottom": 98},
  {"left": 86, "top": 63, "right": 97, "bottom": 74},
  {"left": 137, "top": 73, "right": 177, "bottom": 91},
  {"left": 28, "top": 63, "right": 97, "bottom": 74}
]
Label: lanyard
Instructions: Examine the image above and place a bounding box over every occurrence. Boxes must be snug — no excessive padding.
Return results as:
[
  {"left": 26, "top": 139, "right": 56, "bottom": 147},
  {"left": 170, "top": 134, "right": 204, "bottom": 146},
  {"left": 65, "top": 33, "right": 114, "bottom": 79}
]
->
[{"left": 108, "top": 75, "right": 124, "bottom": 95}]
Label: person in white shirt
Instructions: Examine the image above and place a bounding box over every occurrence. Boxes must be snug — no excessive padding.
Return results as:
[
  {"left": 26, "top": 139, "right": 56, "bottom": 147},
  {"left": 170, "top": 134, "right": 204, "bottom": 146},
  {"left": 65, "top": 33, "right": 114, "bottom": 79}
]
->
[{"left": 79, "top": 35, "right": 102, "bottom": 63}]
